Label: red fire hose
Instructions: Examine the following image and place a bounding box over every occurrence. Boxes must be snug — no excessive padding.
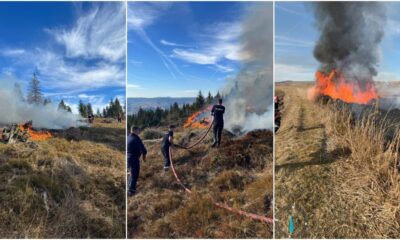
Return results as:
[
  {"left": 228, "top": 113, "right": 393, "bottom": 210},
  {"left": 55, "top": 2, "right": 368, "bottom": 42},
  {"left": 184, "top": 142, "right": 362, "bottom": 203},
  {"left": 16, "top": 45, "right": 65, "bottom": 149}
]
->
[
  {"left": 175, "top": 123, "right": 213, "bottom": 150},
  {"left": 168, "top": 143, "right": 273, "bottom": 225}
]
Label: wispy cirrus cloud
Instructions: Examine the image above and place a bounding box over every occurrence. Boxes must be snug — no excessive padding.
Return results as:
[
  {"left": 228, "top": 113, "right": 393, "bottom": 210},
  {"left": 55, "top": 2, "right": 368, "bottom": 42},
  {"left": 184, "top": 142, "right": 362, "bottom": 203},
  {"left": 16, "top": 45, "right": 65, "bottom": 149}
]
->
[
  {"left": 48, "top": 3, "right": 126, "bottom": 63},
  {"left": 170, "top": 21, "right": 243, "bottom": 71},
  {"left": 128, "top": 2, "right": 183, "bottom": 79},
  {"left": 1, "top": 48, "right": 26, "bottom": 57},
  {"left": 3, "top": 3, "right": 126, "bottom": 93},
  {"left": 160, "top": 39, "right": 190, "bottom": 47}
]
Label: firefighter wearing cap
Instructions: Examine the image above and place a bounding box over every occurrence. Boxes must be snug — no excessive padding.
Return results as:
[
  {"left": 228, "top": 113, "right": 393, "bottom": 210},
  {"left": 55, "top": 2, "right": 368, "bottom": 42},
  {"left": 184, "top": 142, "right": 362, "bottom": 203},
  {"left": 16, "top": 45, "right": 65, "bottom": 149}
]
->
[
  {"left": 211, "top": 98, "right": 225, "bottom": 148},
  {"left": 160, "top": 125, "right": 174, "bottom": 171},
  {"left": 127, "top": 126, "right": 147, "bottom": 196}
]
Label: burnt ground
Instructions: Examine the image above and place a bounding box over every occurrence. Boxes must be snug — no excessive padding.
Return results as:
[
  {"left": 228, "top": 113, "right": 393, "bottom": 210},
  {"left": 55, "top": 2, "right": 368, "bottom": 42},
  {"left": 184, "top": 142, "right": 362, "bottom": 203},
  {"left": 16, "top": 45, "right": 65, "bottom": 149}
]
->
[
  {"left": 275, "top": 82, "right": 400, "bottom": 238},
  {"left": 128, "top": 126, "right": 273, "bottom": 238}
]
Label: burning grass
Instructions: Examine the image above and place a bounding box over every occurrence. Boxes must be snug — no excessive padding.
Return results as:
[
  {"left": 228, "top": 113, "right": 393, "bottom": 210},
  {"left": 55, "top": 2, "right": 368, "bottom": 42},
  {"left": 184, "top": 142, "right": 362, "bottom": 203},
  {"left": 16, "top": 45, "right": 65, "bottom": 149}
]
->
[
  {"left": 128, "top": 126, "right": 273, "bottom": 238},
  {"left": 0, "top": 118, "right": 125, "bottom": 238}
]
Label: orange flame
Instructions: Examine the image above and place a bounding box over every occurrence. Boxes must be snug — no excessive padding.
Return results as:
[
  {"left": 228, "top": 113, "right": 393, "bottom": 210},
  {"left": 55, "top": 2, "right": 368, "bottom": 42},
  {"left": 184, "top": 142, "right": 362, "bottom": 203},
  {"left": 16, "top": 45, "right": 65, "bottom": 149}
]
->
[
  {"left": 19, "top": 124, "right": 53, "bottom": 141},
  {"left": 183, "top": 106, "right": 212, "bottom": 129},
  {"left": 308, "top": 70, "right": 378, "bottom": 104}
]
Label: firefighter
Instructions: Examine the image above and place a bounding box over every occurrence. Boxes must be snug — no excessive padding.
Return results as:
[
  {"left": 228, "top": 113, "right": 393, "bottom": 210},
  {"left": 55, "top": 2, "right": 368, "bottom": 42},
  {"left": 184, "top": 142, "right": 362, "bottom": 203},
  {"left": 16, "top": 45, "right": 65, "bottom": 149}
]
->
[
  {"left": 127, "top": 126, "right": 147, "bottom": 196},
  {"left": 211, "top": 98, "right": 225, "bottom": 148},
  {"left": 160, "top": 125, "right": 175, "bottom": 171},
  {"left": 118, "top": 112, "right": 122, "bottom": 123}
]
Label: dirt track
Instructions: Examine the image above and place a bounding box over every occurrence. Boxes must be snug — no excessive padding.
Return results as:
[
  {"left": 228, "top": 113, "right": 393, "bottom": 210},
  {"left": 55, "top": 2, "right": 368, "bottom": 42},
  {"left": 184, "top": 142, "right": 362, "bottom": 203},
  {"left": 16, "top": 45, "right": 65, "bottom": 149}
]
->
[{"left": 275, "top": 82, "right": 400, "bottom": 238}]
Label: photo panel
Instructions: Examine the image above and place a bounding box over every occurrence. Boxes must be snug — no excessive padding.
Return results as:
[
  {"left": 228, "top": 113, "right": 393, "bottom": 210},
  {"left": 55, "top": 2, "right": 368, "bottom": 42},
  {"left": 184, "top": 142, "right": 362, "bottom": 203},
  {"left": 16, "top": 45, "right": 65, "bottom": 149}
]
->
[
  {"left": 127, "top": 1, "right": 274, "bottom": 238},
  {"left": 275, "top": 1, "right": 400, "bottom": 238},
  {"left": 0, "top": 2, "right": 126, "bottom": 238}
]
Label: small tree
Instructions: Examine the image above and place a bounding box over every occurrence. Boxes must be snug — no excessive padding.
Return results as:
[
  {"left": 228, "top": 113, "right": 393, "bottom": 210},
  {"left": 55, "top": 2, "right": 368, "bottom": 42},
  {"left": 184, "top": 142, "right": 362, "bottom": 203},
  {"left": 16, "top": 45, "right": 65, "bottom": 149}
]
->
[
  {"left": 27, "top": 73, "right": 43, "bottom": 104},
  {"left": 86, "top": 103, "right": 94, "bottom": 116},
  {"left": 195, "top": 90, "right": 205, "bottom": 109},
  {"left": 43, "top": 98, "right": 52, "bottom": 105},
  {"left": 78, "top": 100, "right": 87, "bottom": 118},
  {"left": 207, "top": 91, "right": 213, "bottom": 104}
]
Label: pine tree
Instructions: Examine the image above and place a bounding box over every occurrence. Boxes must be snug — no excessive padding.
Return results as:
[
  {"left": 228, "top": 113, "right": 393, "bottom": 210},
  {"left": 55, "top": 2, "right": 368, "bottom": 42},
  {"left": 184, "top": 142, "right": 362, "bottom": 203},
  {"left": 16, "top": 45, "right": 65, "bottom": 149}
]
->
[
  {"left": 27, "top": 73, "right": 43, "bottom": 104},
  {"left": 58, "top": 100, "right": 67, "bottom": 110},
  {"left": 195, "top": 90, "right": 205, "bottom": 109},
  {"left": 86, "top": 103, "right": 93, "bottom": 116},
  {"left": 78, "top": 100, "right": 87, "bottom": 117},
  {"left": 215, "top": 91, "right": 221, "bottom": 101},
  {"left": 96, "top": 109, "right": 101, "bottom": 117},
  {"left": 43, "top": 98, "right": 52, "bottom": 105},
  {"left": 207, "top": 91, "right": 213, "bottom": 104}
]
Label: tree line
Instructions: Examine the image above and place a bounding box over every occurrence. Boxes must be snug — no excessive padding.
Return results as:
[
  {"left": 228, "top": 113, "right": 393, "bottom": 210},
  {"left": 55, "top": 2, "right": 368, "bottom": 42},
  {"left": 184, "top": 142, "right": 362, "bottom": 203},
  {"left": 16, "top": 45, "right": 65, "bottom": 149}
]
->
[
  {"left": 19, "top": 73, "right": 124, "bottom": 119},
  {"left": 127, "top": 90, "right": 222, "bottom": 130}
]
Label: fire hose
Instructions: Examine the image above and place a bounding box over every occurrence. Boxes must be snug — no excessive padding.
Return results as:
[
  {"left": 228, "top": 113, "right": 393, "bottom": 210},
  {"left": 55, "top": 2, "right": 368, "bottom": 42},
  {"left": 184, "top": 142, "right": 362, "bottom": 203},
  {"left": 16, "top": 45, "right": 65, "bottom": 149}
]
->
[
  {"left": 168, "top": 126, "right": 273, "bottom": 225},
  {"left": 175, "top": 123, "right": 213, "bottom": 150}
]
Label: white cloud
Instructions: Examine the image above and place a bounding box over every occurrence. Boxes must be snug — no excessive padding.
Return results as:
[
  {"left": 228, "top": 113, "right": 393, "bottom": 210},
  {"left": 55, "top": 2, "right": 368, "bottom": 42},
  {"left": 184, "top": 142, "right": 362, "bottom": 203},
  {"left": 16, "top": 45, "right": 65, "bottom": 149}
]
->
[
  {"left": 49, "top": 3, "right": 126, "bottom": 63},
  {"left": 127, "top": 2, "right": 171, "bottom": 30},
  {"left": 1, "top": 48, "right": 26, "bottom": 57},
  {"left": 171, "top": 49, "right": 217, "bottom": 64},
  {"left": 170, "top": 22, "right": 244, "bottom": 71},
  {"left": 3, "top": 3, "right": 126, "bottom": 92},
  {"left": 32, "top": 49, "right": 125, "bottom": 90},
  {"left": 127, "top": 84, "right": 142, "bottom": 89},
  {"left": 160, "top": 39, "right": 190, "bottom": 47},
  {"left": 215, "top": 64, "right": 235, "bottom": 73},
  {"left": 128, "top": 3, "right": 183, "bottom": 79}
]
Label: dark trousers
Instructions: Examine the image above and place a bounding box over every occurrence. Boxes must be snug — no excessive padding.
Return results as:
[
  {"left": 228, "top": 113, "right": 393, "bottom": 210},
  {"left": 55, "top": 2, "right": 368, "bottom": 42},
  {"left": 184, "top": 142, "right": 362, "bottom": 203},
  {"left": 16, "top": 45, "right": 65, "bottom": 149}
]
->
[
  {"left": 161, "top": 147, "right": 170, "bottom": 167},
  {"left": 128, "top": 158, "right": 140, "bottom": 193},
  {"left": 213, "top": 121, "right": 224, "bottom": 145}
]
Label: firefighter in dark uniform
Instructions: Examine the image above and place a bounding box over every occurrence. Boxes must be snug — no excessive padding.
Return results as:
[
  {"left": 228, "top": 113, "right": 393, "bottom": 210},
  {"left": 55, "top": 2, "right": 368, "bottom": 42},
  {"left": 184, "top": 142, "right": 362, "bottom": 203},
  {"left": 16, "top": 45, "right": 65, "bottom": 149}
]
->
[
  {"left": 160, "top": 125, "right": 175, "bottom": 171},
  {"left": 127, "top": 126, "right": 147, "bottom": 196},
  {"left": 211, "top": 98, "right": 225, "bottom": 147}
]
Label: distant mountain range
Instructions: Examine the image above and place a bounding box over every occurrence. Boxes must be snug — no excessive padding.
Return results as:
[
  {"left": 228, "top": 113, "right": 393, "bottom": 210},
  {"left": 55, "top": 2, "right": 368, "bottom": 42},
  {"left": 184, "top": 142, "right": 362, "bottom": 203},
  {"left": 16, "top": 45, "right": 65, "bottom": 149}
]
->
[{"left": 127, "top": 97, "right": 195, "bottom": 114}]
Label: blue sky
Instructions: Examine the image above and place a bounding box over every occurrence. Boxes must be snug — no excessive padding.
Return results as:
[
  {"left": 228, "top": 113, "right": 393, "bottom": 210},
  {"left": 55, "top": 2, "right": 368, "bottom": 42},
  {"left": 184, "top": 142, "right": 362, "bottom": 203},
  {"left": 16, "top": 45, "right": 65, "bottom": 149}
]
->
[
  {"left": 127, "top": 2, "right": 254, "bottom": 98},
  {"left": 276, "top": 2, "right": 400, "bottom": 82},
  {"left": 0, "top": 2, "right": 126, "bottom": 113}
]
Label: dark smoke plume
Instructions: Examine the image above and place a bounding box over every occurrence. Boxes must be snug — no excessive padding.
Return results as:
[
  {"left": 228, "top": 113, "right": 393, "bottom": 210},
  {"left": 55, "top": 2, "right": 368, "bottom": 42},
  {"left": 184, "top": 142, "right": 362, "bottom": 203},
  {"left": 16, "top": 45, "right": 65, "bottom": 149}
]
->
[{"left": 312, "top": 2, "right": 386, "bottom": 84}]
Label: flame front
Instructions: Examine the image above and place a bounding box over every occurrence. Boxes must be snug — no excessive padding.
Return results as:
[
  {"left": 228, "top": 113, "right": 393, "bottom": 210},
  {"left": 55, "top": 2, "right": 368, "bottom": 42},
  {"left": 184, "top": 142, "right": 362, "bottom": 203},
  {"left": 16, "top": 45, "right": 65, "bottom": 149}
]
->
[
  {"left": 308, "top": 70, "right": 378, "bottom": 104},
  {"left": 19, "top": 124, "right": 53, "bottom": 141},
  {"left": 184, "top": 106, "right": 212, "bottom": 129}
]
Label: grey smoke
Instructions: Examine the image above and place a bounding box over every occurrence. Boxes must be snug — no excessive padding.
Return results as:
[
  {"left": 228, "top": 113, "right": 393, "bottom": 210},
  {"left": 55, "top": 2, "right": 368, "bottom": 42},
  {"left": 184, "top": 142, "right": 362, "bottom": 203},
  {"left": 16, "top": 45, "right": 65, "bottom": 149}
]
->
[
  {"left": 222, "top": 2, "right": 274, "bottom": 132},
  {"left": 312, "top": 2, "right": 386, "bottom": 85},
  {"left": 0, "top": 76, "right": 84, "bottom": 129}
]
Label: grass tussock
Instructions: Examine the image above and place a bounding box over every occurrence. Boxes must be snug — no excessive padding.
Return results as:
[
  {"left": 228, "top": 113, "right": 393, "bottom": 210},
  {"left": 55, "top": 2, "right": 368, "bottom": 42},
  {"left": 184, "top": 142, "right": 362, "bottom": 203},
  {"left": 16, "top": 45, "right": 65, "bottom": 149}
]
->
[
  {"left": 321, "top": 102, "right": 400, "bottom": 237},
  {"left": 128, "top": 127, "right": 273, "bottom": 238},
  {"left": 0, "top": 118, "right": 126, "bottom": 238}
]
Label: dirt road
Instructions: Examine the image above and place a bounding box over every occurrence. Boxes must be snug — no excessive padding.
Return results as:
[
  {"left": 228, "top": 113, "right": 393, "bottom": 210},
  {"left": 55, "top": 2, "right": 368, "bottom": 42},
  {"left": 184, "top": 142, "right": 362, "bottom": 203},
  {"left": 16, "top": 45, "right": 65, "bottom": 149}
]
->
[{"left": 274, "top": 82, "right": 399, "bottom": 238}]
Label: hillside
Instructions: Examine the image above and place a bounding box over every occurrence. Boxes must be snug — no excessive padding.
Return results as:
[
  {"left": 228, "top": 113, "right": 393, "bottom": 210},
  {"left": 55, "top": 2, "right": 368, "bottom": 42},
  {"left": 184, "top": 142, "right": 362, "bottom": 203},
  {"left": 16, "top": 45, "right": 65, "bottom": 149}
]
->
[
  {"left": 0, "top": 118, "right": 126, "bottom": 238},
  {"left": 128, "top": 126, "right": 273, "bottom": 238},
  {"left": 275, "top": 82, "right": 400, "bottom": 238},
  {"left": 127, "top": 97, "right": 195, "bottom": 114}
]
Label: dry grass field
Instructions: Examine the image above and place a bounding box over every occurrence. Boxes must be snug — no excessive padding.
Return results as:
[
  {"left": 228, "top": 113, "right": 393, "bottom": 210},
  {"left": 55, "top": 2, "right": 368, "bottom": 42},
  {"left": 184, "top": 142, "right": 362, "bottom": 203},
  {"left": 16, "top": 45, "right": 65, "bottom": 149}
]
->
[
  {"left": 275, "top": 82, "right": 400, "bottom": 238},
  {"left": 0, "top": 118, "right": 126, "bottom": 238},
  {"left": 128, "top": 126, "right": 273, "bottom": 238}
]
